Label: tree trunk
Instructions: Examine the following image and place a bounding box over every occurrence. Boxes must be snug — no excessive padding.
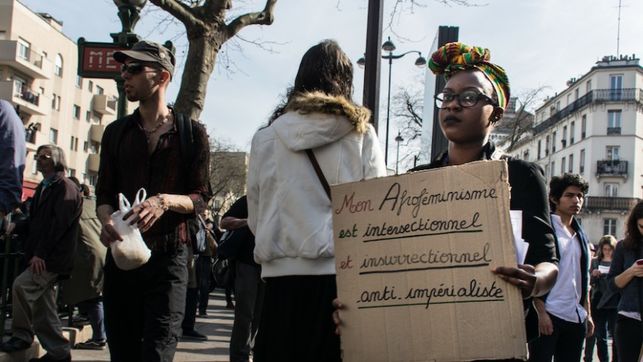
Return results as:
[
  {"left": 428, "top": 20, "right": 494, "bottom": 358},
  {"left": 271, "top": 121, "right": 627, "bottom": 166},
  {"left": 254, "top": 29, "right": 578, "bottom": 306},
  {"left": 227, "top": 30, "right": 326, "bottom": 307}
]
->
[{"left": 173, "top": 31, "right": 222, "bottom": 120}]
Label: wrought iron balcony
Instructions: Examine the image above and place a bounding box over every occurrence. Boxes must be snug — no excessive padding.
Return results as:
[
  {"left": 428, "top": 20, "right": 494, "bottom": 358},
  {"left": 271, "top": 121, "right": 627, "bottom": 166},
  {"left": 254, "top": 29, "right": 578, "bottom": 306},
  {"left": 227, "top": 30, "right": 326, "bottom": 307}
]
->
[
  {"left": 606, "top": 127, "right": 621, "bottom": 135},
  {"left": 596, "top": 160, "right": 628, "bottom": 177},
  {"left": 584, "top": 196, "right": 640, "bottom": 211}
]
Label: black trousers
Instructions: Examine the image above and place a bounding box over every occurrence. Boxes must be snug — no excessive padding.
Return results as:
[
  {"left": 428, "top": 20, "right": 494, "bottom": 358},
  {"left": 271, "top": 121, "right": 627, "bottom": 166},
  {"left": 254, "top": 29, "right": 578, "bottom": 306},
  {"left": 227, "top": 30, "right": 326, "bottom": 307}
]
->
[
  {"left": 103, "top": 244, "right": 188, "bottom": 362},
  {"left": 614, "top": 314, "right": 642, "bottom": 362},
  {"left": 528, "top": 312, "right": 586, "bottom": 362},
  {"left": 254, "top": 275, "right": 341, "bottom": 362}
]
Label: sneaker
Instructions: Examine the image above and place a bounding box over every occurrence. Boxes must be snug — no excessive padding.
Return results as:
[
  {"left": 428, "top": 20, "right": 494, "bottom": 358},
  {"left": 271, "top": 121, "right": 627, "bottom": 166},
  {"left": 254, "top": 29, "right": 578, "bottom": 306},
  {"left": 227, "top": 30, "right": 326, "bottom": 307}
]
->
[
  {"left": 181, "top": 329, "right": 207, "bottom": 341},
  {"left": 29, "top": 353, "right": 71, "bottom": 362},
  {"left": 75, "top": 339, "right": 107, "bottom": 350},
  {"left": 225, "top": 301, "right": 235, "bottom": 309}
]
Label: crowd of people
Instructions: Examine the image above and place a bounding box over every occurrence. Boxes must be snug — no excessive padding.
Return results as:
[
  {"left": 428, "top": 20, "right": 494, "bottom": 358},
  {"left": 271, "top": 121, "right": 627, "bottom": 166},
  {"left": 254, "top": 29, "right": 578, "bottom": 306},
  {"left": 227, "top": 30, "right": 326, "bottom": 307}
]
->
[{"left": 0, "top": 37, "right": 641, "bottom": 362}]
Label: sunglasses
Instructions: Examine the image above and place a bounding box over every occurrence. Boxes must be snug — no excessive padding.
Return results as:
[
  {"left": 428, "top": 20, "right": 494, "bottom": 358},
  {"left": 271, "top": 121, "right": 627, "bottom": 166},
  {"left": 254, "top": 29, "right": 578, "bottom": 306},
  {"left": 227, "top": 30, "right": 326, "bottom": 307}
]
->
[
  {"left": 34, "top": 154, "right": 52, "bottom": 160},
  {"left": 121, "top": 62, "right": 149, "bottom": 75}
]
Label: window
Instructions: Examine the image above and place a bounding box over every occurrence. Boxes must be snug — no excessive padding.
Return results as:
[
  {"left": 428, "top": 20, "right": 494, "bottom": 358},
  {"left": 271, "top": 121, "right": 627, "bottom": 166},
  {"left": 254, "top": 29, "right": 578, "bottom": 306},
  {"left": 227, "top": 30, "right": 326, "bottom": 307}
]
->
[
  {"left": 54, "top": 54, "right": 63, "bottom": 77},
  {"left": 574, "top": 89, "right": 579, "bottom": 101},
  {"left": 70, "top": 136, "right": 75, "bottom": 149},
  {"left": 545, "top": 164, "right": 550, "bottom": 178},
  {"left": 75, "top": 75, "right": 82, "bottom": 88},
  {"left": 580, "top": 149, "right": 585, "bottom": 174},
  {"left": 603, "top": 218, "right": 617, "bottom": 236},
  {"left": 606, "top": 146, "right": 620, "bottom": 160},
  {"left": 610, "top": 74, "right": 623, "bottom": 101},
  {"left": 537, "top": 140, "right": 542, "bottom": 160},
  {"left": 96, "top": 85, "right": 104, "bottom": 95},
  {"left": 570, "top": 121, "right": 575, "bottom": 144},
  {"left": 69, "top": 136, "right": 79, "bottom": 151},
  {"left": 49, "top": 128, "right": 58, "bottom": 144},
  {"left": 85, "top": 111, "right": 91, "bottom": 122},
  {"left": 13, "top": 76, "right": 26, "bottom": 96},
  {"left": 18, "top": 38, "right": 30, "bottom": 60},
  {"left": 68, "top": 169, "right": 76, "bottom": 177},
  {"left": 88, "top": 81, "right": 94, "bottom": 93},
  {"left": 562, "top": 126, "right": 567, "bottom": 147},
  {"left": 83, "top": 141, "right": 89, "bottom": 152},
  {"left": 73, "top": 104, "right": 81, "bottom": 119},
  {"left": 561, "top": 157, "right": 566, "bottom": 175},
  {"left": 552, "top": 131, "right": 557, "bottom": 153},
  {"left": 551, "top": 161, "right": 556, "bottom": 177},
  {"left": 586, "top": 80, "right": 592, "bottom": 94},
  {"left": 87, "top": 173, "right": 98, "bottom": 186},
  {"left": 581, "top": 115, "right": 587, "bottom": 139},
  {"left": 607, "top": 110, "right": 622, "bottom": 134},
  {"left": 605, "top": 183, "right": 618, "bottom": 197},
  {"left": 567, "top": 94, "right": 572, "bottom": 106},
  {"left": 52, "top": 94, "right": 61, "bottom": 111},
  {"left": 545, "top": 136, "right": 550, "bottom": 156},
  {"left": 523, "top": 150, "right": 529, "bottom": 161},
  {"left": 568, "top": 154, "right": 574, "bottom": 173}
]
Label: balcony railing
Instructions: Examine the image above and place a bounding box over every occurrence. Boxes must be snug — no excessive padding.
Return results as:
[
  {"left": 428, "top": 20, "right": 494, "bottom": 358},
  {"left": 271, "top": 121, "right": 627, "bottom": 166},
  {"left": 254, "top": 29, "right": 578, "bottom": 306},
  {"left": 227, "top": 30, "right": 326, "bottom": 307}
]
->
[
  {"left": 19, "top": 88, "right": 39, "bottom": 106},
  {"left": 584, "top": 196, "right": 640, "bottom": 211},
  {"left": 606, "top": 127, "right": 621, "bottom": 135},
  {"left": 534, "top": 88, "right": 642, "bottom": 134},
  {"left": 596, "top": 160, "right": 628, "bottom": 177}
]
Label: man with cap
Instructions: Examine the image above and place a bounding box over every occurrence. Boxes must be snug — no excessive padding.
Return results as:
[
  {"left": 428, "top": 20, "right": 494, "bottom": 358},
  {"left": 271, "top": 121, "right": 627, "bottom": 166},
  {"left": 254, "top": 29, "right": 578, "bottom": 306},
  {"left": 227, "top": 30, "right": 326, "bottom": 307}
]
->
[{"left": 95, "top": 40, "right": 210, "bottom": 361}]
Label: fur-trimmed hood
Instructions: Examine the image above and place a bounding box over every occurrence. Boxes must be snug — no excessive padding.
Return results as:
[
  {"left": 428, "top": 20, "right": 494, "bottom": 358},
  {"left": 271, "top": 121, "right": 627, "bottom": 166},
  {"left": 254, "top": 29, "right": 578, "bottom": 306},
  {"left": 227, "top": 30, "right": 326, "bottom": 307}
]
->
[{"left": 272, "top": 91, "right": 372, "bottom": 151}]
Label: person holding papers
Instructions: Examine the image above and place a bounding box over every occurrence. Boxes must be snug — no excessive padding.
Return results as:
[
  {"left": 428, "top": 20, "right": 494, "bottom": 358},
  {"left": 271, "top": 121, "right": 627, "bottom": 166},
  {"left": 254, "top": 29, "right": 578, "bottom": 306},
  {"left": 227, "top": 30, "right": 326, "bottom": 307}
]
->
[{"left": 333, "top": 43, "right": 559, "bottom": 361}]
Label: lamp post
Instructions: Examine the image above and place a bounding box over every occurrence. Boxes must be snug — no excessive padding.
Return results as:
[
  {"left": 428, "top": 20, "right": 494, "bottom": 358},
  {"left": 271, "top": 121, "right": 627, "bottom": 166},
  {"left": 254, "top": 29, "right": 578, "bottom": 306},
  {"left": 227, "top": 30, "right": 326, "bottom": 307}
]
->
[
  {"left": 395, "top": 131, "right": 404, "bottom": 174},
  {"left": 357, "top": 37, "right": 426, "bottom": 167},
  {"left": 111, "top": 0, "right": 147, "bottom": 118}
]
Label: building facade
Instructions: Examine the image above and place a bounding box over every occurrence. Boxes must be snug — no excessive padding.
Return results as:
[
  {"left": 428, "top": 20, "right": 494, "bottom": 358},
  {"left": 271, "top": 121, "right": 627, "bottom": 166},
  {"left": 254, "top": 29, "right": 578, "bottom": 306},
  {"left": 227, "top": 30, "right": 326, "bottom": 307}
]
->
[
  {"left": 510, "top": 55, "right": 643, "bottom": 243},
  {"left": 0, "top": 0, "right": 120, "bottom": 198}
]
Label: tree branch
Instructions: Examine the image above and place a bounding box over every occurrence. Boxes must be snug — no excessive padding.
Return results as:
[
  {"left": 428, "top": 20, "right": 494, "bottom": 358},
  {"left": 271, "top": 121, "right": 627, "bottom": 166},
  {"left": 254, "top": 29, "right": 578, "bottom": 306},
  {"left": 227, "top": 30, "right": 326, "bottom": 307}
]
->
[
  {"left": 226, "top": 0, "right": 277, "bottom": 38},
  {"left": 150, "top": 0, "right": 198, "bottom": 26}
]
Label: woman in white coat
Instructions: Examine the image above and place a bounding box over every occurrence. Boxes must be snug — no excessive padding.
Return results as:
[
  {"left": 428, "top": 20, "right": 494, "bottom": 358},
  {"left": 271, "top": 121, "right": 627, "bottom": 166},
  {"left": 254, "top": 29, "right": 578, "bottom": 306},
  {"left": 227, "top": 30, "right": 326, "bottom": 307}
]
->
[{"left": 247, "top": 39, "right": 387, "bottom": 362}]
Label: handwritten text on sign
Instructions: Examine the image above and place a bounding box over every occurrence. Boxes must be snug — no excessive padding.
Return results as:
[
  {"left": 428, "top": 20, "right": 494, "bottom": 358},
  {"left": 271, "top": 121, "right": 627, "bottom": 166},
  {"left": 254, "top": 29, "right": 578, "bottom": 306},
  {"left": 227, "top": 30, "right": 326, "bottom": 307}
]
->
[{"left": 331, "top": 161, "right": 526, "bottom": 362}]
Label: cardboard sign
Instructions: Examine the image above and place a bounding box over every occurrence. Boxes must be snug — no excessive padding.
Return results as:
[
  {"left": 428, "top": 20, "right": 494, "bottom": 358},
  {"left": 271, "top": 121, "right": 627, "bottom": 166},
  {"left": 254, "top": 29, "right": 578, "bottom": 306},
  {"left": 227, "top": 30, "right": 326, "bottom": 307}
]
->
[{"left": 332, "top": 160, "right": 527, "bottom": 362}]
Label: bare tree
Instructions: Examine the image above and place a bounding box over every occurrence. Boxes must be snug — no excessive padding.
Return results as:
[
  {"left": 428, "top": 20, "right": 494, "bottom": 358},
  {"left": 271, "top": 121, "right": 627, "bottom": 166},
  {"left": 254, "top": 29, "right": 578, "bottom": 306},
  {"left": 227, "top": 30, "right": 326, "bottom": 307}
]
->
[
  {"left": 392, "top": 83, "right": 424, "bottom": 170},
  {"left": 495, "top": 87, "right": 547, "bottom": 152},
  {"left": 148, "top": 0, "right": 277, "bottom": 120},
  {"left": 207, "top": 137, "right": 248, "bottom": 215}
]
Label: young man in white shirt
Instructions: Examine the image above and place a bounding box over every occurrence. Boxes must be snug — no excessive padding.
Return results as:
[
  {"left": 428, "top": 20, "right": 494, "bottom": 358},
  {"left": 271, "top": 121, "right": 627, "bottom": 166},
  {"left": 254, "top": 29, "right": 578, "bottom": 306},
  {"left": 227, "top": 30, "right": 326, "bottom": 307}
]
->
[{"left": 529, "top": 173, "right": 593, "bottom": 361}]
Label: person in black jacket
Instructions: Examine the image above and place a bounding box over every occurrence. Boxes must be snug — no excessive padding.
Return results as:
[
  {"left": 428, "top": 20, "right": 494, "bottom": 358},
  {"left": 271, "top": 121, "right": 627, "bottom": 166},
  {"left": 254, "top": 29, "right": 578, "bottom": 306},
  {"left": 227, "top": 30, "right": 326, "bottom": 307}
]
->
[
  {"left": 0, "top": 145, "right": 82, "bottom": 362},
  {"left": 334, "top": 43, "right": 558, "bottom": 361},
  {"left": 221, "top": 195, "right": 264, "bottom": 362}
]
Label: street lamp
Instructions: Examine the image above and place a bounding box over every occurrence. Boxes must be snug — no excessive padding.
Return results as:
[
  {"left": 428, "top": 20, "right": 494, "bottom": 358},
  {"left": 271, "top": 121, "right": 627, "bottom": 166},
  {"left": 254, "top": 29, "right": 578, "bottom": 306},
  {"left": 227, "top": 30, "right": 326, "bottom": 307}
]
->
[
  {"left": 357, "top": 36, "right": 426, "bottom": 167},
  {"left": 395, "top": 131, "right": 404, "bottom": 174}
]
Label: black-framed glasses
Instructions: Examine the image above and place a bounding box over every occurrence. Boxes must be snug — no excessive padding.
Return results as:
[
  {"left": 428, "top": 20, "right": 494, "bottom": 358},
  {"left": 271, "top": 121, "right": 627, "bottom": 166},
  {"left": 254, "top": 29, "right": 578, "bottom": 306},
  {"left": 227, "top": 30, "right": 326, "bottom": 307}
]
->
[
  {"left": 434, "top": 90, "right": 497, "bottom": 109},
  {"left": 120, "top": 62, "right": 146, "bottom": 75}
]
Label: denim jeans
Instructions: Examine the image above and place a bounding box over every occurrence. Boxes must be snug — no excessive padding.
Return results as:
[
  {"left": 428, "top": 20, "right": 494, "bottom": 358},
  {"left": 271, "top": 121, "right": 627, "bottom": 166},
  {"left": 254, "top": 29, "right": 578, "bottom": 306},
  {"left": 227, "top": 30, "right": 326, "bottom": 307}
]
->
[
  {"left": 77, "top": 297, "right": 106, "bottom": 341},
  {"left": 104, "top": 243, "right": 187, "bottom": 362}
]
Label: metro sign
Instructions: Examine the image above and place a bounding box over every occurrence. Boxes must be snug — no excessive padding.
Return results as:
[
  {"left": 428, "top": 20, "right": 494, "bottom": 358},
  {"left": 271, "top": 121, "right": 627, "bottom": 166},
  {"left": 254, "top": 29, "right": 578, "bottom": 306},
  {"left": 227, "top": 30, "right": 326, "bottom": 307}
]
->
[{"left": 77, "top": 39, "right": 126, "bottom": 78}]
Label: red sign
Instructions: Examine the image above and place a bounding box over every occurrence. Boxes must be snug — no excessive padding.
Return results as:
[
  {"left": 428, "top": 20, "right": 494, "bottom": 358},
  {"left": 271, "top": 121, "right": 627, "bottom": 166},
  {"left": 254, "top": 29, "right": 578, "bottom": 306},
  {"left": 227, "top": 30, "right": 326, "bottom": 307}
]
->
[{"left": 77, "top": 40, "right": 126, "bottom": 78}]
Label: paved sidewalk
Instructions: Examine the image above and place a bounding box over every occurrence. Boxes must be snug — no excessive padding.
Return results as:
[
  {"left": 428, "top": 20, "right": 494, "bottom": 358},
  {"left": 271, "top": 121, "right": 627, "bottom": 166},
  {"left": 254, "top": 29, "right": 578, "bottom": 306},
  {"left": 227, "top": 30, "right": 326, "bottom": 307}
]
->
[{"left": 71, "top": 290, "right": 234, "bottom": 362}]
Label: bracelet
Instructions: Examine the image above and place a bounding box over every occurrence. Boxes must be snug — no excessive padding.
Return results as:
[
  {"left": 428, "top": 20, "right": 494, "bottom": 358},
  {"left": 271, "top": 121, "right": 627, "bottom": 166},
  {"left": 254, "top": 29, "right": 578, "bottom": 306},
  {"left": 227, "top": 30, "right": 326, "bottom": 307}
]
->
[{"left": 157, "top": 194, "right": 169, "bottom": 211}]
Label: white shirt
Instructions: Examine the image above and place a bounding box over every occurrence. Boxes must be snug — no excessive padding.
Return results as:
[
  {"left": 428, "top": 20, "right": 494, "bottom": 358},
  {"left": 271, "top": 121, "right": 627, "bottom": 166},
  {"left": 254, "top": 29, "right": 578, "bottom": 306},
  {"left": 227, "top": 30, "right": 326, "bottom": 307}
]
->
[{"left": 544, "top": 214, "right": 587, "bottom": 323}]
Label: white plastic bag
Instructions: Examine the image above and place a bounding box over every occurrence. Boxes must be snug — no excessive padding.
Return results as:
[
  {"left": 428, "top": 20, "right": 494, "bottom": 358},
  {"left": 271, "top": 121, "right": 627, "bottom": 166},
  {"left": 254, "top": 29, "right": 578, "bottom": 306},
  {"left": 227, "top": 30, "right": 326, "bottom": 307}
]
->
[{"left": 110, "top": 188, "right": 152, "bottom": 270}]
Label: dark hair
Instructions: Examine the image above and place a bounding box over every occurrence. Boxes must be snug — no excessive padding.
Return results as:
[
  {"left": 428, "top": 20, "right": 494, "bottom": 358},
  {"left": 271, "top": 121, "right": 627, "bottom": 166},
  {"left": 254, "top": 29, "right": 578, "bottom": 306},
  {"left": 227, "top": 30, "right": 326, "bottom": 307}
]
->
[
  {"left": 595, "top": 235, "right": 617, "bottom": 261},
  {"left": 548, "top": 173, "right": 589, "bottom": 211},
  {"left": 80, "top": 184, "right": 91, "bottom": 197},
  {"left": 68, "top": 176, "right": 81, "bottom": 189},
  {"left": 37, "top": 144, "right": 67, "bottom": 172},
  {"left": 269, "top": 40, "right": 354, "bottom": 123},
  {"left": 623, "top": 200, "right": 643, "bottom": 250}
]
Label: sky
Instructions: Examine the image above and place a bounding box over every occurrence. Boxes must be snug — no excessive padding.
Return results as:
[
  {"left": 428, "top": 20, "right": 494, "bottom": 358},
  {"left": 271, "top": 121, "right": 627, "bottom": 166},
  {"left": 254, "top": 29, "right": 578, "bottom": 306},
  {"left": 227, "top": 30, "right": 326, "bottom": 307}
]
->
[{"left": 20, "top": 0, "right": 643, "bottom": 160}]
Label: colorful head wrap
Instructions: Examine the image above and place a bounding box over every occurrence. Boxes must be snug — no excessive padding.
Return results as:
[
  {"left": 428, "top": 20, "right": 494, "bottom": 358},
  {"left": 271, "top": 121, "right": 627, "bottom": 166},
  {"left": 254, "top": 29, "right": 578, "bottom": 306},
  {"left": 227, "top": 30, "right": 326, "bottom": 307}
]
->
[{"left": 428, "top": 42, "right": 510, "bottom": 110}]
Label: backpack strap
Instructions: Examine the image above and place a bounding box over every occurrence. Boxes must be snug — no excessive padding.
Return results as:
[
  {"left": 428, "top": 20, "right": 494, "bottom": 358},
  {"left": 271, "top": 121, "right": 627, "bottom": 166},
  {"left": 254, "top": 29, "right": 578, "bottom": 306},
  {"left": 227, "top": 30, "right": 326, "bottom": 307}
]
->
[{"left": 175, "top": 112, "right": 194, "bottom": 165}]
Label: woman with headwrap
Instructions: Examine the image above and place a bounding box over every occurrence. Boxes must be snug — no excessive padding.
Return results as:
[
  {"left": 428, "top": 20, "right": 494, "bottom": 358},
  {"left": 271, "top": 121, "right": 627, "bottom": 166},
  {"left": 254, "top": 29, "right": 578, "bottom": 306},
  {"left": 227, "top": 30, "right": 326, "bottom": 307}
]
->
[
  {"left": 414, "top": 42, "right": 560, "bottom": 360},
  {"left": 333, "top": 42, "right": 559, "bottom": 360}
]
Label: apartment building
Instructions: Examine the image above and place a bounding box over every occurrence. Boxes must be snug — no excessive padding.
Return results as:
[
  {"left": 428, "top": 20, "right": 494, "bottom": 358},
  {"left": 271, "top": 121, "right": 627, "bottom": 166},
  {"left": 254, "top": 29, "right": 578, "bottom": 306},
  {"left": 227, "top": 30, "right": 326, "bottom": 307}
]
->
[
  {"left": 0, "top": 0, "right": 119, "bottom": 198},
  {"left": 510, "top": 54, "right": 643, "bottom": 243}
]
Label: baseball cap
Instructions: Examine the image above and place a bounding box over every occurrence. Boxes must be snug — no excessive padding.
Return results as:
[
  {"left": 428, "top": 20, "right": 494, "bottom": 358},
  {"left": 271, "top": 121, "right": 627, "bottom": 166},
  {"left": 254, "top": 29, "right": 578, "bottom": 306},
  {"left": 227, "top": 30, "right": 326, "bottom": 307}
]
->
[{"left": 113, "top": 40, "right": 175, "bottom": 76}]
